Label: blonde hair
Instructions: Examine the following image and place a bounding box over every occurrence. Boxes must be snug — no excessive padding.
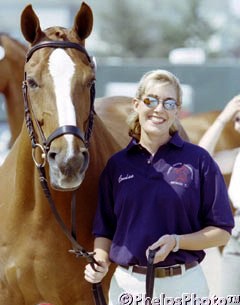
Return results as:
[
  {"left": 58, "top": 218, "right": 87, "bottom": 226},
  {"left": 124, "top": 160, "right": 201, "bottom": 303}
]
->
[{"left": 128, "top": 69, "right": 182, "bottom": 141}]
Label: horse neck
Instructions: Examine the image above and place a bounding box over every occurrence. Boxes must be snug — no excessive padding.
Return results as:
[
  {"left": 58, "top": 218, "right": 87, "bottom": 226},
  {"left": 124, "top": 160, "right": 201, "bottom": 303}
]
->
[
  {"left": 2, "top": 35, "right": 26, "bottom": 144},
  {"left": 2, "top": 35, "right": 26, "bottom": 88},
  {"left": 89, "top": 115, "right": 122, "bottom": 163},
  {"left": 4, "top": 81, "right": 24, "bottom": 144}
]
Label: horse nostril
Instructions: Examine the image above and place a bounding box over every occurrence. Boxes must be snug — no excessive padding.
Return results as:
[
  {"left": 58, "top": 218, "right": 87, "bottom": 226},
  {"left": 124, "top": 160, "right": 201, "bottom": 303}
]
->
[
  {"left": 79, "top": 149, "right": 89, "bottom": 174},
  {"left": 82, "top": 149, "right": 89, "bottom": 159},
  {"left": 48, "top": 152, "right": 57, "bottom": 160}
]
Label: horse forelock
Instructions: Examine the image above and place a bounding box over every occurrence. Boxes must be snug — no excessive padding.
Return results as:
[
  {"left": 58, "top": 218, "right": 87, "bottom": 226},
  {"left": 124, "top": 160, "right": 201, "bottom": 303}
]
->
[{"left": 43, "top": 26, "right": 84, "bottom": 44}]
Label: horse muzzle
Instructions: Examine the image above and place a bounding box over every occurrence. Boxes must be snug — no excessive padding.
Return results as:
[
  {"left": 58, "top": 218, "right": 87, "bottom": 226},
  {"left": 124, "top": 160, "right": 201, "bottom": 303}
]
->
[{"left": 47, "top": 146, "right": 90, "bottom": 191}]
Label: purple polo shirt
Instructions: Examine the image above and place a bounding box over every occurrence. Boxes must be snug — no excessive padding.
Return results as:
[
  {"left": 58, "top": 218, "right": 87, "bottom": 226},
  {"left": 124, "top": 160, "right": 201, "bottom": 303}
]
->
[{"left": 93, "top": 132, "right": 234, "bottom": 267}]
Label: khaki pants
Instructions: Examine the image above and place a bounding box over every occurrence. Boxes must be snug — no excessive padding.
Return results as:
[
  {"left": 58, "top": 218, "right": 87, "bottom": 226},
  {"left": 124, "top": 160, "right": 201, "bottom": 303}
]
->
[
  {"left": 109, "top": 264, "right": 209, "bottom": 305},
  {"left": 220, "top": 215, "right": 240, "bottom": 296}
]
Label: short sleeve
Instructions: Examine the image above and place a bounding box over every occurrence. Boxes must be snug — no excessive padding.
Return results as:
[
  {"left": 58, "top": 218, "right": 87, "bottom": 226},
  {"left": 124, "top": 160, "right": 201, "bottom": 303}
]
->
[
  {"left": 199, "top": 155, "right": 234, "bottom": 233},
  {"left": 93, "top": 160, "right": 117, "bottom": 239}
]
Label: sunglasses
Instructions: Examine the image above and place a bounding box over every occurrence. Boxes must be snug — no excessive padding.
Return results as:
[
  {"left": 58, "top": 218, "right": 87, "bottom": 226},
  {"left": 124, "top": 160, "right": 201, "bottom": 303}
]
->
[{"left": 142, "top": 96, "right": 178, "bottom": 110}]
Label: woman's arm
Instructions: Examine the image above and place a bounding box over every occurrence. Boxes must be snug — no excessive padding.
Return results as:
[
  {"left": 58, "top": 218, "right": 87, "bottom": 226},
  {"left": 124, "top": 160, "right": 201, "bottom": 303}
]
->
[
  {"left": 93, "top": 237, "right": 112, "bottom": 263},
  {"left": 199, "top": 95, "right": 240, "bottom": 152},
  {"left": 198, "top": 95, "right": 240, "bottom": 173},
  {"left": 198, "top": 118, "right": 226, "bottom": 155},
  {"left": 178, "top": 226, "right": 230, "bottom": 250},
  {"left": 148, "top": 226, "right": 230, "bottom": 264},
  {"left": 84, "top": 237, "right": 112, "bottom": 284}
]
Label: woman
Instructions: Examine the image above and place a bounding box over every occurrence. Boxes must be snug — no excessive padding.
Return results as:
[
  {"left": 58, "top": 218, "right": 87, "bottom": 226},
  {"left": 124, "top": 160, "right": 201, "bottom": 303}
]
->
[
  {"left": 199, "top": 95, "right": 240, "bottom": 296},
  {"left": 85, "top": 70, "right": 234, "bottom": 303}
]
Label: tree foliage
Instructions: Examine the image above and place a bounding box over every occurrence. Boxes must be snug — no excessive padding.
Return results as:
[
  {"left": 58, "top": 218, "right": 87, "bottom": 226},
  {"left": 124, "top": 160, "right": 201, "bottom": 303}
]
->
[{"left": 95, "top": 0, "right": 215, "bottom": 58}]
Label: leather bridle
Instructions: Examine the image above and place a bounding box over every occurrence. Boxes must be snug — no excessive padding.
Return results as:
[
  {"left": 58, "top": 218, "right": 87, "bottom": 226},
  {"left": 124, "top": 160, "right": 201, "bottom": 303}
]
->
[
  {"left": 22, "top": 40, "right": 96, "bottom": 165},
  {"left": 22, "top": 40, "right": 107, "bottom": 305}
]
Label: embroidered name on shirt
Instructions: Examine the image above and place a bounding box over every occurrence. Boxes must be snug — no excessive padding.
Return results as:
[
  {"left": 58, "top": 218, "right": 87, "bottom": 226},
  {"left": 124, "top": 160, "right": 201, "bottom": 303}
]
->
[{"left": 118, "top": 174, "right": 134, "bottom": 183}]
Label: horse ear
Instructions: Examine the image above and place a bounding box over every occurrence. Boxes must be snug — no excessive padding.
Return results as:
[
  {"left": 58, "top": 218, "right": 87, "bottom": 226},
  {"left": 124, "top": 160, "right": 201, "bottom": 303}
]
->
[
  {"left": 20, "top": 5, "right": 43, "bottom": 44},
  {"left": 73, "top": 2, "right": 93, "bottom": 41}
]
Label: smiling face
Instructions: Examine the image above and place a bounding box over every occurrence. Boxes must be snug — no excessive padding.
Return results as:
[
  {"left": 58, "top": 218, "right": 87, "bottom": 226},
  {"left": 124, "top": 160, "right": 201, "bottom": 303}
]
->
[{"left": 133, "top": 80, "right": 179, "bottom": 145}]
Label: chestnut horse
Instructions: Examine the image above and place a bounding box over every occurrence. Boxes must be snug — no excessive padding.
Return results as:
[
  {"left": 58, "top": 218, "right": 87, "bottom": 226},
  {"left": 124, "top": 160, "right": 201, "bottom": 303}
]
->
[
  {"left": 0, "top": 33, "right": 27, "bottom": 147},
  {"left": 0, "top": 3, "right": 123, "bottom": 305}
]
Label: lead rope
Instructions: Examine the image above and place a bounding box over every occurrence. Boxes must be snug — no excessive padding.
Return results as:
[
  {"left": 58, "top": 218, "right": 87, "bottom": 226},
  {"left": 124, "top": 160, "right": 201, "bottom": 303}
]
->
[
  {"left": 146, "top": 249, "right": 158, "bottom": 301},
  {"left": 70, "top": 191, "right": 107, "bottom": 305},
  {"left": 37, "top": 166, "right": 107, "bottom": 305}
]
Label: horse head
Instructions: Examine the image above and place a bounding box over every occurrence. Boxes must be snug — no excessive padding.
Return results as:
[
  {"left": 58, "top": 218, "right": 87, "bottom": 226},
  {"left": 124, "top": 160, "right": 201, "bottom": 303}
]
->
[{"left": 21, "top": 2, "right": 95, "bottom": 191}]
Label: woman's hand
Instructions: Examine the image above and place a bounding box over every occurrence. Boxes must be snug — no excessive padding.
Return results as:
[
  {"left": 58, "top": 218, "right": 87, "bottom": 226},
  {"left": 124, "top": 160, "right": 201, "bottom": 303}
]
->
[
  {"left": 218, "top": 95, "right": 240, "bottom": 124},
  {"left": 84, "top": 261, "right": 109, "bottom": 284},
  {"left": 146, "top": 234, "right": 176, "bottom": 264}
]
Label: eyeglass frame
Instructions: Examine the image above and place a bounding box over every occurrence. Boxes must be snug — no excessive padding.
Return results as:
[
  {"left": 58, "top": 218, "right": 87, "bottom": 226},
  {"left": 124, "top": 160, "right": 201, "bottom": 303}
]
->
[{"left": 139, "top": 95, "right": 178, "bottom": 111}]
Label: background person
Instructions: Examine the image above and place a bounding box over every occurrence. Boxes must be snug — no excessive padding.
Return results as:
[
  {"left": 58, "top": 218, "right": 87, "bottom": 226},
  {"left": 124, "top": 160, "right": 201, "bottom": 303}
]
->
[
  {"left": 85, "top": 70, "right": 234, "bottom": 304},
  {"left": 199, "top": 95, "right": 240, "bottom": 296}
]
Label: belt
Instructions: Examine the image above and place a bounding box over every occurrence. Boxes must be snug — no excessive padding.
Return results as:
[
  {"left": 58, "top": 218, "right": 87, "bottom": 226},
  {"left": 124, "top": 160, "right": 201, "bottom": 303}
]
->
[{"left": 120, "top": 261, "right": 198, "bottom": 278}]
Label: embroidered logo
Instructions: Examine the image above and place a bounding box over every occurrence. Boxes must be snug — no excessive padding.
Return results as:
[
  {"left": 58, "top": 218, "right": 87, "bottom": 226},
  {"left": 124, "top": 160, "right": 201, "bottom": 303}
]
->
[
  {"left": 167, "top": 163, "right": 193, "bottom": 188},
  {"left": 118, "top": 174, "right": 134, "bottom": 183}
]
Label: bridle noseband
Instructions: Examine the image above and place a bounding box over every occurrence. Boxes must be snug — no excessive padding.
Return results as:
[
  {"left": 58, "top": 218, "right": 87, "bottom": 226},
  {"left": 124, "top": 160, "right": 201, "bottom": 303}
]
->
[{"left": 22, "top": 40, "right": 96, "bottom": 167}]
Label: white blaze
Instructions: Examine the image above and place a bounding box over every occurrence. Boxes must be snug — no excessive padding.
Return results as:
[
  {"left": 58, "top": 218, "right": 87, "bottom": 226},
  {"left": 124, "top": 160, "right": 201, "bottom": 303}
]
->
[
  {"left": 0, "top": 46, "right": 5, "bottom": 60},
  {"left": 48, "top": 49, "right": 76, "bottom": 155}
]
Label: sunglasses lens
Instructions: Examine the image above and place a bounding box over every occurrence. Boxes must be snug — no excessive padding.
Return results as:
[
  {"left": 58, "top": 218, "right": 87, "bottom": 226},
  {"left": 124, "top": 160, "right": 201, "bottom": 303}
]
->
[
  {"left": 143, "top": 96, "right": 177, "bottom": 110},
  {"left": 163, "top": 99, "right": 177, "bottom": 110},
  {"left": 143, "top": 97, "right": 158, "bottom": 108}
]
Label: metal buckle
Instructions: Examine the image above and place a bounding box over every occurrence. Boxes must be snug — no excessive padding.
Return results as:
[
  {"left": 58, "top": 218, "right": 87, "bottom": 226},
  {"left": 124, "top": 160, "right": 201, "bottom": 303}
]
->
[
  {"left": 155, "top": 268, "right": 167, "bottom": 278},
  {"left": 180, "top": 264, "right": 186, "bottom": 274},
  {"left": 32, "top": 143, "right": 46, "bottom": 168},
  {"left": 169, "top": 267, "right": 174, "bottom": 276}
]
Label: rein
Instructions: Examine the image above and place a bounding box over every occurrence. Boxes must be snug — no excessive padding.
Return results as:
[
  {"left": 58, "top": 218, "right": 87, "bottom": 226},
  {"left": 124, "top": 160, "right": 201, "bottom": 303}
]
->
[
  {"left": 146, "top": 249, "right": 158, "bottom": 300},
  {"left": 22, "top": 40, "right": 106, "bottom": 305}
]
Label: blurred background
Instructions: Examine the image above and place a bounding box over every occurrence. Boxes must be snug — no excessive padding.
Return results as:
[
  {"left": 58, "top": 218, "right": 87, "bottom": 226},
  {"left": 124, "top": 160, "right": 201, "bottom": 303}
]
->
[{"left": 1, "top": 0, "right": 240, "bottom": 116}]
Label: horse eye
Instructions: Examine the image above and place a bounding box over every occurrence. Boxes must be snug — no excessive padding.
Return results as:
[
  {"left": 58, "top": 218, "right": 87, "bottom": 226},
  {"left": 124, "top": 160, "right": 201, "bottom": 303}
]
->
[{"left": 27, "top": 78, "right": 38, "bottom": 89}]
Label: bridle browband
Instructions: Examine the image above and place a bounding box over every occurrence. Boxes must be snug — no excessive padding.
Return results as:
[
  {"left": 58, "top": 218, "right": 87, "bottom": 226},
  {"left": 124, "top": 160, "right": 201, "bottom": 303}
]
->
[{"left": 22, "top": 40, "right": 107, "bottom": 305}]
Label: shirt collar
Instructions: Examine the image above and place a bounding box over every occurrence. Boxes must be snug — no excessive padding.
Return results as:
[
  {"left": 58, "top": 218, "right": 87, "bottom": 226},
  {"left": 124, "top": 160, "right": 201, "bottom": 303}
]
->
[
  {"left": 170, "top": 131, "right": 185, "bottom": 148},
  {"left": 126, "top": 131, "right": 184, "bottom": 152}
]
